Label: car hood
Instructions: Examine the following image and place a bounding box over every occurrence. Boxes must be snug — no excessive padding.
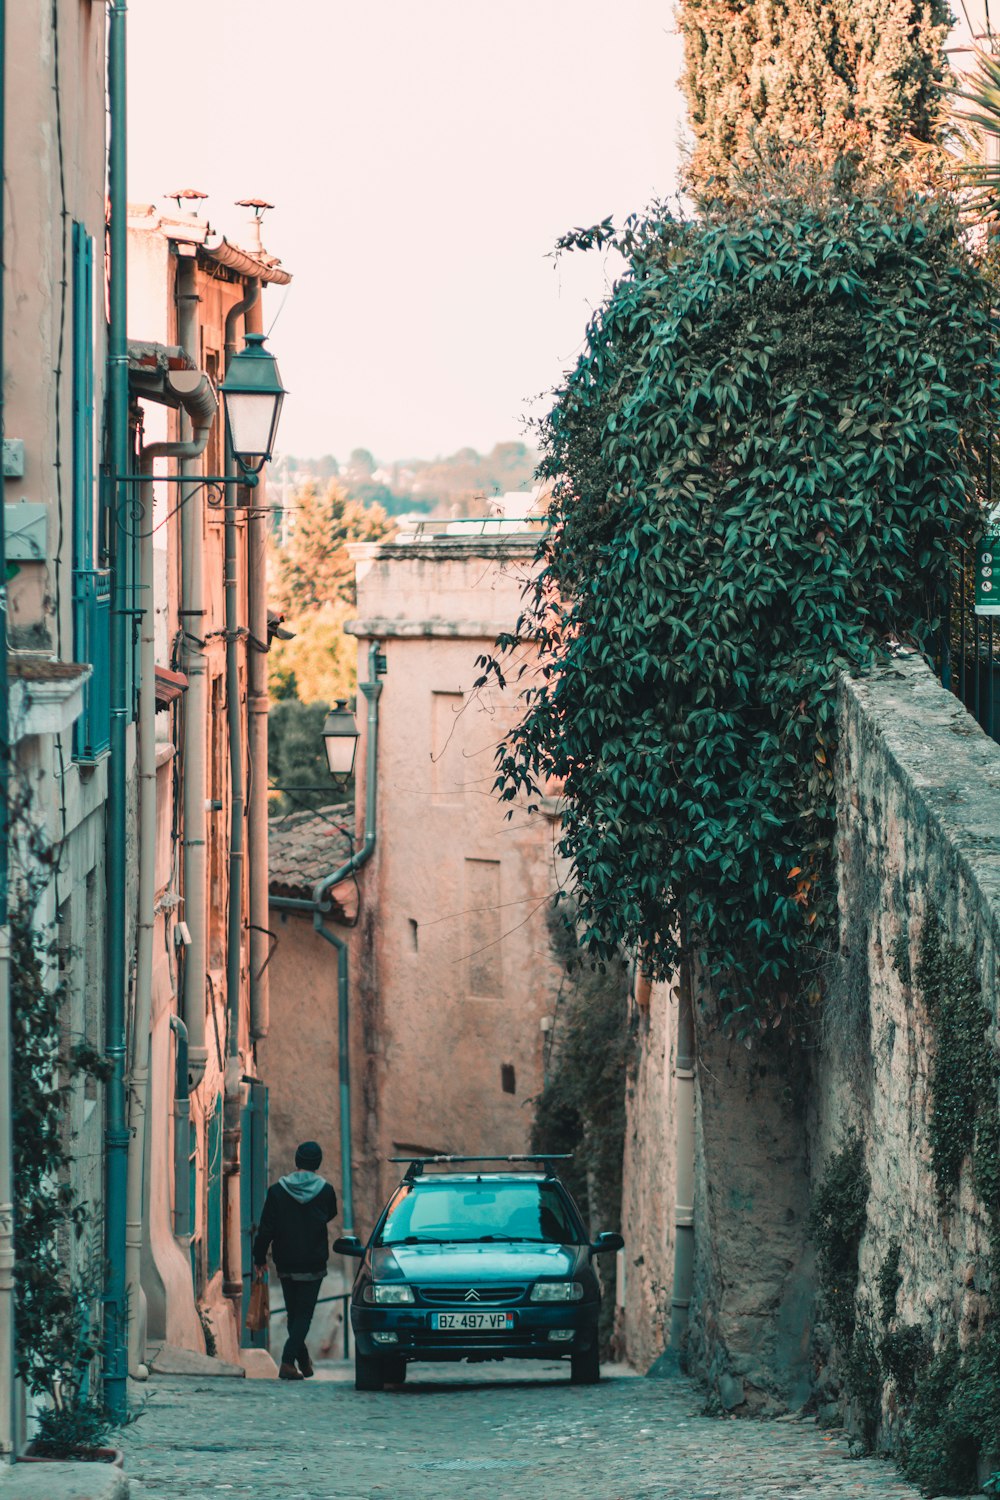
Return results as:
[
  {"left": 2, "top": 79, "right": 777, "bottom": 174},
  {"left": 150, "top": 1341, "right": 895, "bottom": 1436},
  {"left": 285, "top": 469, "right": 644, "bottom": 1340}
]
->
[{"left": 373, "top": 1241, "right": 583, "bottom": 1282}]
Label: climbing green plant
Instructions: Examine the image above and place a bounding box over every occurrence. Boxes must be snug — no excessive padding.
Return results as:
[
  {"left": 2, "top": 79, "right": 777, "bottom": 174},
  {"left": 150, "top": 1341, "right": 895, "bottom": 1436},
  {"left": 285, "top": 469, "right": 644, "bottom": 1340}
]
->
[
  {"left": 876, "top": 1239, "right": 902, "bottom": 1327},
  {"left": 11, "top": 896, "right": 111, "bottom": 1403},
  {"left": 905, "top": 1327, "right": 1000, "bottom": 1494},
  {"left": 912, "top": 909, "right": 1000, "bottom": 1266},
  {"left": 810, "top": 1131, "right": 870, "bottom": 1347},
  {"left": 485, "top": 171, "right": 997, "bottom": 1029},
  {"left": 531, "top": 907, "right": 630, "bottom": 1352}
]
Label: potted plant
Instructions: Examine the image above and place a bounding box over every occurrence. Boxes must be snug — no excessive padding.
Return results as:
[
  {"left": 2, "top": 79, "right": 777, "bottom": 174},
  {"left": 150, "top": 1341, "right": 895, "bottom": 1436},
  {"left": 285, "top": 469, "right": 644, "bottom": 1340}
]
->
[{"left": 22, "top": 1398, "right": 123, "bottom": 1467}]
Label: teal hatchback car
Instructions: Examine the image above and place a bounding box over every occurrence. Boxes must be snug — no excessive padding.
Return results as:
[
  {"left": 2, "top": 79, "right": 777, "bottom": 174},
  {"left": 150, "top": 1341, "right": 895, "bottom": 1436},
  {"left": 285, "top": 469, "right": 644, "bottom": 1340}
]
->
[{"left": 335, "top": 1156, "right": 623, "bottom": 1391}]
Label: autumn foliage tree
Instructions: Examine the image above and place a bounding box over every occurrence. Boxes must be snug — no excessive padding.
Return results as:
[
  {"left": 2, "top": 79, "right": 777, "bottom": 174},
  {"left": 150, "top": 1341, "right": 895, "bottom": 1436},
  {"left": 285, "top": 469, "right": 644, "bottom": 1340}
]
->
[
  {"left": 678, "top": 0, "right": 952, "bottom": 194},
  {"left": 271, "top": 479, "right": 393, "bottom": 616}
]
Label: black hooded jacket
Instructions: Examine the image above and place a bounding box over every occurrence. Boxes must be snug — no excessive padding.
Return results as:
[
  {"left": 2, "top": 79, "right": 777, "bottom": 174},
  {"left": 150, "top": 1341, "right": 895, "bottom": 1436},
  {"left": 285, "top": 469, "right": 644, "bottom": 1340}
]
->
[{"left": 252, "top": 1173, "right": 338, "bottom": 1277}]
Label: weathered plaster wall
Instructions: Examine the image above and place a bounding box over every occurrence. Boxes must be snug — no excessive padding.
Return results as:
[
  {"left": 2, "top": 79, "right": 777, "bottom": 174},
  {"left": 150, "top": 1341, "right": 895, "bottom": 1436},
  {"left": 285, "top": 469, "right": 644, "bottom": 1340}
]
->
[
  {"left": 687, "top": 1021, "right": 814, "bottom": 1412},
  {"left": 620, "top": 978, "right": 676, "bottom": 1373},
  {"left": 621, "top": 655, "right": 1000, "bottom": 1428}
]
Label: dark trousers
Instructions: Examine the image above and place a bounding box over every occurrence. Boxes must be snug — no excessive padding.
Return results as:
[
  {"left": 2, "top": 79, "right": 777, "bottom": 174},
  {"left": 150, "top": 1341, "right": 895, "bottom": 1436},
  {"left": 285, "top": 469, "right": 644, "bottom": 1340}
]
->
[{"left": 279, "top": 1277, "right": 322, "bottom": 1366}]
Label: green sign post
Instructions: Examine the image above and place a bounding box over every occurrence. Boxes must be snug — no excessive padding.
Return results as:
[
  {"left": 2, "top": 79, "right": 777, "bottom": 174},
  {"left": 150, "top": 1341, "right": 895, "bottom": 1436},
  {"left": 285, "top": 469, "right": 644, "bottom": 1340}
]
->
[{"left": 975, "top": 524, "right": 1000, "bottom": 616}]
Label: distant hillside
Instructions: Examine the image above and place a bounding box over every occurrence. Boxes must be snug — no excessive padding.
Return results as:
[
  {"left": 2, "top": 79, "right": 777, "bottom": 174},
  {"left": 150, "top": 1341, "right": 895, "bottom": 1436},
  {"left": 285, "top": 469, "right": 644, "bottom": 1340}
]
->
[{"left": 272, "top": 441, "right": 539, "bottom": 518}]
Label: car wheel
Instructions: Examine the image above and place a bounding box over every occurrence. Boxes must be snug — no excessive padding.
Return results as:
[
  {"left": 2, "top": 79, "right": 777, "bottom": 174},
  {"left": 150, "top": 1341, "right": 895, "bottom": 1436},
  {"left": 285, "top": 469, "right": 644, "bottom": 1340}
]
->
[
  {"left": 570, "top": 1344, "right": 600, "bottom": 1385},
  {"left": 383, "top": 1356, "right": 407, "bottom": 1385},
  {"left": 355, "top": 1350, "right": 385, "bottom": 1391}
]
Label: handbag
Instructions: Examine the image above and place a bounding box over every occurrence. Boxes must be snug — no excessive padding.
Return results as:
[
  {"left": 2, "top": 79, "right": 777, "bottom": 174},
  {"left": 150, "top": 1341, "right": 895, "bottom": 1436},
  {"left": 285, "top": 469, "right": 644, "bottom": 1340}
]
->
[{"left": 246, "top": 1271, "right": 270, "bottom": 1333}]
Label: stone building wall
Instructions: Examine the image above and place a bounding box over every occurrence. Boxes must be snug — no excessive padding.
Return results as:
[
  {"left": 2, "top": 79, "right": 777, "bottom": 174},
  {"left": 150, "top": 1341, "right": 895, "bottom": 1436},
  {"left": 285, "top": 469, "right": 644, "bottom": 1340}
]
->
[
  {"left": 814, "top": 656, "right": 999, "bottom": 1424},
  {"left": 621, "top": 655, "right": 1000, "bottom": 1439}
]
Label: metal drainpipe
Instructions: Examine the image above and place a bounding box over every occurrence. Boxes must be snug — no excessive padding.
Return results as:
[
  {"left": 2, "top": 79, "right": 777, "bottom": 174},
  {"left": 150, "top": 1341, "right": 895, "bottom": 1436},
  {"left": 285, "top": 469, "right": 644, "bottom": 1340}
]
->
[
  {"left": 668, "top": 962, "right": 696, "bottom": 1357},
  {"left": 169, "top": 1016, "right": 191, "bottom": 1241},
  {"left": 103, "top": 0, "right": 130, "bottom": 1422},
  {"left": 221, "top": 280, "right": 259, "bottom": 1315},
  {"left": 177, "top": 263, "right": 209, "bottom": 1088},
  {"left": 268, "top": 639, "right": 384, "bottom": 1236},
  {"left": 243, "top": 296, "right": 269, "bottom": 1043},
  {"left": 0, "top": 0, "right": 14, "bottom": 1458},
  {"left": 127, "top": 379, "right": 216, "bottom": 1375}
]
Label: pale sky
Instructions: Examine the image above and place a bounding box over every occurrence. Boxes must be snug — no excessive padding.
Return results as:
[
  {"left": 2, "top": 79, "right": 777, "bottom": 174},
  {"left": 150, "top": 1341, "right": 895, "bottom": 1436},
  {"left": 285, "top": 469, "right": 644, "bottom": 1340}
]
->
[{"left": 127, "top": 1, "right": 686, "bottom": 463}]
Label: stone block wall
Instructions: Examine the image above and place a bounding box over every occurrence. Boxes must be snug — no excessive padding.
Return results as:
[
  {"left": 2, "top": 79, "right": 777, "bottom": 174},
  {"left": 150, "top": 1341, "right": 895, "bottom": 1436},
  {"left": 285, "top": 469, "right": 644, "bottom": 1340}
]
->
[
  {"left": 816, "top": 657, "right": 999, "bottom": 1421},
  {"left": 621, "top": 654, "right": 1000, "bottom": 1438}
]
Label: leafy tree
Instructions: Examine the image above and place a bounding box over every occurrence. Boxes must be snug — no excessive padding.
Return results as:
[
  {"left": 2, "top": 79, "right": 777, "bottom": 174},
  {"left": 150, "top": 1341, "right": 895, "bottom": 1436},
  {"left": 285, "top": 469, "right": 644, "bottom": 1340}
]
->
[
  {"left": 270, "top": 479, "right": 394, "bottom": 615},
  {"left": 268, "top": 699, "right": 348, "bottom": 815},
  {"left": 485, "top": 173, "right": 997, "bottom": 1030},
  {"left": 678, "top": 0, "right": 951, "bottom": 194},
  {"left": 268, "top": 600, "right": 357, "bottom": 707}
]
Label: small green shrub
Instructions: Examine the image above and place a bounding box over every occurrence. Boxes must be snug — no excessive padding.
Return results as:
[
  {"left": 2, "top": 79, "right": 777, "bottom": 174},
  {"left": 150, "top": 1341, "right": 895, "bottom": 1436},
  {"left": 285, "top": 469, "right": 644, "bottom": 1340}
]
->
[
  {"left": 905, "top": 1326, "right": 1000, "bottom": 1495},
  {"left": 880, "top": 1324, "right": 929, "bottom": 1403},
  {"left": 810, "top": 1131, "right": 870, "bottom": 1345},
  {"left": 911, "top": 910, "right": 1000, "bottom": 1277},
  {"left": 876, "top": 1240, "right": 902, "bottom": 1328},
  {"left": 844, "top": 1322, "right": 882, "bottom": 1452},
  {"left": 31, "top": 1401, "right": 112, "bottom": 1459}
]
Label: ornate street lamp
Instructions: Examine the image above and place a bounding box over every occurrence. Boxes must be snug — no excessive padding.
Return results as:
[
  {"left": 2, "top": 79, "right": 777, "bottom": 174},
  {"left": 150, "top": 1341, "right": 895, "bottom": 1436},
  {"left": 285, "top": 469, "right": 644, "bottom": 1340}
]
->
[
  {"left": 322, "top": 700, "right": 360, "bottom": 777},
  {"left": 219, "top": 332, "right": 286, "bottom": 475}
]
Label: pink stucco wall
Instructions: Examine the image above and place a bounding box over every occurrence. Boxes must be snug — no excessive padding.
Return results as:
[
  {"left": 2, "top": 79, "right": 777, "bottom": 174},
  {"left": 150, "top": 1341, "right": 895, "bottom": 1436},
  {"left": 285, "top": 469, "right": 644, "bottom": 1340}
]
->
[{"left": 264, "top": 527, "right": 567, "bottom": 1239}]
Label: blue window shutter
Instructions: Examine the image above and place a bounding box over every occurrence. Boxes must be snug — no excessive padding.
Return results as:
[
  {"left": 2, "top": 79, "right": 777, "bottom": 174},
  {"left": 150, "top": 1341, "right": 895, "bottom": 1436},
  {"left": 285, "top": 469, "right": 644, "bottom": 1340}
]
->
[{"left": 71, "top": 223, "right": 110, "bottom": 760}]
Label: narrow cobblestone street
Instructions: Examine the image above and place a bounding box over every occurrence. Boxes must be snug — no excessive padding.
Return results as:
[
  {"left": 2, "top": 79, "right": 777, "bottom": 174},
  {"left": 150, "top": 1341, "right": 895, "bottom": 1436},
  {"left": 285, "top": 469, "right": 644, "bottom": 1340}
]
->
[{"left": 120, "top": 1363, "right": 927, "bottom": 1499}]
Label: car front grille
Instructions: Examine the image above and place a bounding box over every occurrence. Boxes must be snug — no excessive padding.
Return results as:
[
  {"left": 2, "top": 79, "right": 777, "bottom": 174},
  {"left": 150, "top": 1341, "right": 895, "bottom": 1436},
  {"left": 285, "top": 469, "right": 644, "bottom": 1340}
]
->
[
  {"left": 417, "top": 1285, "right": 525, "bottom": 1306},
  {"left": 411, "top": 1329, "right": 543, "bottom": 1346}
]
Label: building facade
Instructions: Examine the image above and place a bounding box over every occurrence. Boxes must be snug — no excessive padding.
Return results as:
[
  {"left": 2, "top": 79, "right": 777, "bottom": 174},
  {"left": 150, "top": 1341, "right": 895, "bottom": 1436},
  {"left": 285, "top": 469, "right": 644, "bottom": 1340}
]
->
[
  {"left": 126, "top": 202, "right": 290, "bottom": 1370},
  {"left": 2, "top": 0, "right": 114, "bottom": 1446},
  {"left": 263, "top": 506, "right": 566, "bottom": 1263}
]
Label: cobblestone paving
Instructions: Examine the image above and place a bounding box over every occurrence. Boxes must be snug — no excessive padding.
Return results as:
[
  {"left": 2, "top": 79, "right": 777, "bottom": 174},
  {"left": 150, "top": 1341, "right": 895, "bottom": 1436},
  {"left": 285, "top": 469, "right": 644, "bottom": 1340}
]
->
[{"left": 121, "top": 1361, "right": 931, "bottom": 1500}]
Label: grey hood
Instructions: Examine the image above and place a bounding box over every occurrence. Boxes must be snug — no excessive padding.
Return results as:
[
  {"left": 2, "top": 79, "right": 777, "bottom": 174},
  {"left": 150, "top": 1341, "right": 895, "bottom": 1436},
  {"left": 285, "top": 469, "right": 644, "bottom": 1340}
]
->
[{"left": 279, "top": 1171, "right": 327, "bottom": 1204}]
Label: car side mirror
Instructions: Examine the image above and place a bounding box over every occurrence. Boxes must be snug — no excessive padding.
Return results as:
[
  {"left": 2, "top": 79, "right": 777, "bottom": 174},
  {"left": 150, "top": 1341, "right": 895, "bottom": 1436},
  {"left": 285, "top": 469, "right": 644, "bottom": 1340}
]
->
[
  {"left": 591, "top": 1231, "right": 624, "bottom": 1255},
  {"left": 333, "top": 1235, "right": 365, "bottom": 1258}
]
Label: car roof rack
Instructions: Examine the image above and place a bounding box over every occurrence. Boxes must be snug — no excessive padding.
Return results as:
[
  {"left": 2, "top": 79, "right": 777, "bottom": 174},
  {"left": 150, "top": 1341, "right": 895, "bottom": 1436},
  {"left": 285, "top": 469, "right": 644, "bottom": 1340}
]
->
[{"left": 389, "top": 1154, "right": 573, "bottom": 1183}]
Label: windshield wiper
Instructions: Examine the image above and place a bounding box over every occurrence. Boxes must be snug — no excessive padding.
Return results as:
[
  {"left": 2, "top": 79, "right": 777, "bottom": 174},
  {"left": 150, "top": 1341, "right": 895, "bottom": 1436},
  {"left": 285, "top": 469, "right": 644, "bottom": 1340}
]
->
[
  {"left": 470, "top": 1234, "right": 556, "bottom": 1244},
  {"left": 380, "top": 1235, "right": 451, "bottom": 1246}
]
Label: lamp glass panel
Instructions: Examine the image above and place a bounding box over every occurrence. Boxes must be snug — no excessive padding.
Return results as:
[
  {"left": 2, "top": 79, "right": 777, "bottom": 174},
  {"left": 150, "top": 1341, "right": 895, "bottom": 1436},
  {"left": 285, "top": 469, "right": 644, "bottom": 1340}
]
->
[
  {"left": 225, "top": 390, "right": 280, "bottom": 461},
  {"left": 324, "top": 732, "right": 358, "bottom": 777}
]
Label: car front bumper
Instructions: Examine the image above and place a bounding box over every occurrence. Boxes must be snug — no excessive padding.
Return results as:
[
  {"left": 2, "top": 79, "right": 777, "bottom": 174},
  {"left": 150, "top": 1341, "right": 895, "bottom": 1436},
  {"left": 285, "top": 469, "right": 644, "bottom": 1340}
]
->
[{"left": 351, "top": 1301, "right": 599, "bottom": 1361}]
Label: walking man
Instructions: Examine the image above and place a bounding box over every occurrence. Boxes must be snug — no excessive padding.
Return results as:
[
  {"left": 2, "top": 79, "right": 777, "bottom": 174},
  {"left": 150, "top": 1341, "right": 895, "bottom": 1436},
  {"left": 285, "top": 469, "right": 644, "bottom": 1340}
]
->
[{"left": 253, "top": 1140, "right": 338, "bottom": 1380}]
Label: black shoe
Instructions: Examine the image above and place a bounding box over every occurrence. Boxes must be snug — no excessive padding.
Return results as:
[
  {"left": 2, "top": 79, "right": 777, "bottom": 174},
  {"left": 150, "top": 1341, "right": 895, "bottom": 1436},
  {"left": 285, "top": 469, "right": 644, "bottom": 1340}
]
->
[{"left": 297, "top": 1349, "right": 314, "bottom": 1378}]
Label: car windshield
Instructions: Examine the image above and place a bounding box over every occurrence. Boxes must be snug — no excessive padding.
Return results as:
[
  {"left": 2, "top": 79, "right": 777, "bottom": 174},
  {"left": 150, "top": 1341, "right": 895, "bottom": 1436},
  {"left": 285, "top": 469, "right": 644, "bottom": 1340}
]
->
[{"left": 376, "top": 1179, "right": 583, "bottom": 1246}]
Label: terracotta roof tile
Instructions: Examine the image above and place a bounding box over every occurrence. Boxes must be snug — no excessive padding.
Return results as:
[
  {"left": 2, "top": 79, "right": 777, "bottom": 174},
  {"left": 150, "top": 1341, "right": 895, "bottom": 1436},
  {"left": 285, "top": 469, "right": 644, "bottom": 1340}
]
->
[{"left": 268, "top": 804, "right": 355, "bottom": 910}]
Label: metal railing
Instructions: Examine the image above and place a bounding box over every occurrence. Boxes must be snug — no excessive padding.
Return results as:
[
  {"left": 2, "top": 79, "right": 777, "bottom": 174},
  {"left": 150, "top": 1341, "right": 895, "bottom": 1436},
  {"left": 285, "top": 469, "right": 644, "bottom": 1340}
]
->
[
  {"left": 267, "top": 1288, "right": 352, "bottom": 1361},
  {"left": 933, "top": 542, "right": 1000, "bottom": 745}
]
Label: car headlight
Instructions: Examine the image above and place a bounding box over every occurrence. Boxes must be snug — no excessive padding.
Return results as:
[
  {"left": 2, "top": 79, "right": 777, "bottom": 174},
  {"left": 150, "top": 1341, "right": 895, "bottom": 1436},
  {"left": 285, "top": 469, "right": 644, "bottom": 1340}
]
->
[
  {"left": 362, "top": 1283, "right": 415, "bottom": 1305},
  {"left": 530, "top": 1281, "right": 584, "bottom": 1303}
]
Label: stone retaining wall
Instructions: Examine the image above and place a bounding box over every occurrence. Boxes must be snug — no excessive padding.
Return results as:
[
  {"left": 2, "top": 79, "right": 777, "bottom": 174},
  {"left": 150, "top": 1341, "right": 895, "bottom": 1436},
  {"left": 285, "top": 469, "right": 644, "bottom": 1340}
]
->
[{"left": 621, "top": 655, "right": 1000, "bottom": 1441}]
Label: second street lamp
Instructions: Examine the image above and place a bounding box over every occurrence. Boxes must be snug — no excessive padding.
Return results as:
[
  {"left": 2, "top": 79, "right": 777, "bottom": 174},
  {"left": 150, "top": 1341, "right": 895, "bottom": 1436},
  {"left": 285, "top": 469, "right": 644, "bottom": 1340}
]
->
[
  {"left": 219, "top": 331, "right": 287, "bottom": 476},
  {"left": 323, "top": 700, "right": 360, "bottom": 777}
]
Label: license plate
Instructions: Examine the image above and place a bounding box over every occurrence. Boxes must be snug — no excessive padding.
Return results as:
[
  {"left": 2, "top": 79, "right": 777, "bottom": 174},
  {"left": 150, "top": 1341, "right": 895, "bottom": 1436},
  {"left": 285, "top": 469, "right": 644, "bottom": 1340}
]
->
[{"left": 431, "top": 1311, "right": 515, "bottom": 1331}]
